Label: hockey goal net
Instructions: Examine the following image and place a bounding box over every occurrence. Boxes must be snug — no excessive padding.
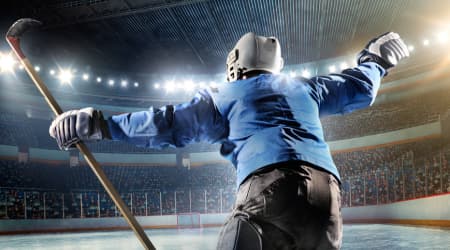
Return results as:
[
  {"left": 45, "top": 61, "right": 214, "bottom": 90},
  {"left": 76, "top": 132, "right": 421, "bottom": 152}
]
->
[{"left": 177, "top": 213, "right": 201, "bottom": 228}]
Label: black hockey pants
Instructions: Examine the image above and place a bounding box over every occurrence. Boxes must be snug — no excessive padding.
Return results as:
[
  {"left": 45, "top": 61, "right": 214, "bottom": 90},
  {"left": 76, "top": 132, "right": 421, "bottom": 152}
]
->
[{"left": 217, "top": 161, "right": 343, "bottom": 250}]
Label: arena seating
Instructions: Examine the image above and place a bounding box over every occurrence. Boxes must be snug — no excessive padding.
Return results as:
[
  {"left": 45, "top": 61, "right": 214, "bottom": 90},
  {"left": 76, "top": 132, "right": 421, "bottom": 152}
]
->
[
  {"left": 0, "top": 161, "right": 237, "bottom": 219},
  {"left": 321, "top": 88, "right": 450, "bottom": 141},
  {"left": 1, "top": 138, "right": 449, "bottom": 219},
  {"left": 335, "top": 139, "right": 450, "bottom": 207}
]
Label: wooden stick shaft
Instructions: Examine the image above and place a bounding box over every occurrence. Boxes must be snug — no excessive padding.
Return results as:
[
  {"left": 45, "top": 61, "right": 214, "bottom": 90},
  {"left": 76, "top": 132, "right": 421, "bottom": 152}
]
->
[{"left": 16, "top": 58, "right": 156, "bottom": 250}]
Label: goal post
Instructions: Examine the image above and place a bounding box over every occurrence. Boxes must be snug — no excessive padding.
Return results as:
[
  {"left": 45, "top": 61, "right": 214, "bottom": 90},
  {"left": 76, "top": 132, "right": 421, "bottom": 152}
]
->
[{"left": 177, "top": 213, "right": 201, "bottom": 228}]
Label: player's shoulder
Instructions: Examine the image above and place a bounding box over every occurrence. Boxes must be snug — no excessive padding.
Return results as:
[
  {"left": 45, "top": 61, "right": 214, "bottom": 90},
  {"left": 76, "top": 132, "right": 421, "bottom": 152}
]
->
[
  {"left": 203, "top": 73, "right": 311, "bottom": 97},
  {"left": 204, "top": 78, "right": 250, "bottom": 96},
  {"left": 268, "top": 74, "right": 314, "bottom": 91}
]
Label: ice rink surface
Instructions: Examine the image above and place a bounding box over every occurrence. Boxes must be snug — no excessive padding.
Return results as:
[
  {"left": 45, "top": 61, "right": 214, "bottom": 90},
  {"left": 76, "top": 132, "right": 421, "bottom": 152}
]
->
[{"left": 0, "top": 224, "right": 449, "bottom": 250}]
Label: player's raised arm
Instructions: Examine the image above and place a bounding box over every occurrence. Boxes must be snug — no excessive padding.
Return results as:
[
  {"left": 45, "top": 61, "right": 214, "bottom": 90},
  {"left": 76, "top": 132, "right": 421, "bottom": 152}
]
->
[
  {"left": 308, "top": 32, "right": 409, "bottom": 117},
  {"left": 107, "top": 89, "right": 228, "bottom": 148},
  {"left": 49, "top": 89, "right": 228, "bottom": 150}
]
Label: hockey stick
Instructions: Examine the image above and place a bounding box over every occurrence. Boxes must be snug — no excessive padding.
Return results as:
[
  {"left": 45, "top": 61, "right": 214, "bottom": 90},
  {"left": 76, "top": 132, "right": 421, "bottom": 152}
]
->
[{"left": 6, "top": 18, "right": 155, "bottom": 250}]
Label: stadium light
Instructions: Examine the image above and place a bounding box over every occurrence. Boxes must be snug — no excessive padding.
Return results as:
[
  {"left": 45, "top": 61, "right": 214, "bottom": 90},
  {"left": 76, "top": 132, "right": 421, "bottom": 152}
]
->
[
  {"left": 57, "top": 69, "right": 74, "bottom": 85},
  {"left": 423, "top": 39, "right": 430, "bottom": 46},
  {"left": 164, "top": 81, "right": 176, "bottom": 93},
  {"left": 49, "top": 69, "right": 56, "bottom": 76},
  {"left": 154, "top": 83, "right": 160, "bottom": 89},
  {"left": 34, "top": 66, "right": 40, "bottom": 72},
  {"left": 121, "top": 80, "right": 128, "bottom": 88},
  {"left": 82, "top": 73, "right": 89, "bottom": 81},
  {"left": 301, "top": 69, "right": 311, "bottom": 78},
  {"left": 134, "top": 82, "right": 139, "bottom": 87},
  {"left": 328, "top": 65, "right": 336, "bottom": 73},
  {"left": 408, "top": 45, "right": 415, "bottom": 52},
  {"left": 437, "top": 32, "right": 448, "bottom": 44},
  {"left": 339, "top": 62, "right": 348, "bottom": 70},
  {"left": 108, "top": 79, "right": 115, "bottom": 86},
  {"left": 96, "top": 77, "right": 102, "bottom": 83},
  {"left": 0, "top": 52, "right": 16, "bottom": 73},
  {"left": 183, "top": 80, "right": 196, "bottom": 92}
]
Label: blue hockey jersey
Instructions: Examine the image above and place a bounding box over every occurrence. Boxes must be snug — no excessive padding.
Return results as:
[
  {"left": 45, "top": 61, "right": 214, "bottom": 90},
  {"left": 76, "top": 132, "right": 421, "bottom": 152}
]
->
[{"left": 107, "top": 62, "right": 384, "bottom": 185}]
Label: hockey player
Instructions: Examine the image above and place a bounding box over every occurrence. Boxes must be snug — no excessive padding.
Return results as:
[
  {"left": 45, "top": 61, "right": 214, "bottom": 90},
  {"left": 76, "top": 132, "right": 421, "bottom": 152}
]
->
[{"left": 49, "top": 32, "right": 409, "bottom": 249}]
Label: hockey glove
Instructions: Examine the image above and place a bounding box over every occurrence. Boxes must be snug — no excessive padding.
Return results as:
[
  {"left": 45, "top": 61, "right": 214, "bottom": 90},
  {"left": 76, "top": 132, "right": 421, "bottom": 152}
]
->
[
  {"left": 357, "top": 32, "right": 409, "bottom": 72},
  {"left": 49, "top": 107, "right": 110, "bottom": 150}
]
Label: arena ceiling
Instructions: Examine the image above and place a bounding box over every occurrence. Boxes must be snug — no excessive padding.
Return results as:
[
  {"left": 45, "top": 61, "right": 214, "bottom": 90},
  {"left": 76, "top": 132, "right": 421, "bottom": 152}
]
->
[{"left": 1, "top": 0, "right": 449, "bottom": 75}]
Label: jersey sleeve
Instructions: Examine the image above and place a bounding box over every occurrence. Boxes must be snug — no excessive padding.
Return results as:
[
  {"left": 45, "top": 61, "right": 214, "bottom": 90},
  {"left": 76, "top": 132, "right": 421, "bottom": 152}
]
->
[
  {"left": 307, "top": 62, "right": 385, "bottom": 117},
  {"left": 106, "top": 89, "right": 228, "bottom": 149}
]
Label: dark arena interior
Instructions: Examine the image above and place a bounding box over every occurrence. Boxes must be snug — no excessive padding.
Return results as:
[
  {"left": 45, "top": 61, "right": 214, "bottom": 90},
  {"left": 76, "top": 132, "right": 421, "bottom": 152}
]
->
[{"left": 0, "top": 1, "right": 449, "bottom": 249}]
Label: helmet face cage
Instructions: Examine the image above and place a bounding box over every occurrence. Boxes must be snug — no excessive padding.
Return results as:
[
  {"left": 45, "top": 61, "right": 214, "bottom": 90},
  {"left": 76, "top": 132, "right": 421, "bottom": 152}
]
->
[
  {"left": 226, "top": 32, "right": 284, "bottom": 82},
  {"left": 226, "top": 49, "right": 241, "bottom": 82}
]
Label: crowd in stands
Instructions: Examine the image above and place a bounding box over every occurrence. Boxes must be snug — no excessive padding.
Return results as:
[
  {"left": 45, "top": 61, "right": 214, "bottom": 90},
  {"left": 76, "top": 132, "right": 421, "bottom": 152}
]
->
[
  {"left": 335, "top": 139, "right": 450, "bottom": 207},
  {"left": 321, "top": 88, "right": 450, "bottom": 141},
  {"left": 0, "top": 160, "right": 237, "bottom": 219},
  {"left": 1, "top": 138, "right": 449, "bottom": 220}
]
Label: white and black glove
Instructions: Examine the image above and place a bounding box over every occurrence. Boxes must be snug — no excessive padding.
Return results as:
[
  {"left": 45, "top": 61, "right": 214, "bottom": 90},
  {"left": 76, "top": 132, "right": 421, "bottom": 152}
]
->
[
  {"left": 357, "top": 32, "right": 409, "bottom": 73},
  {"left": 49, "top": 107, "right": 110, "bottom": 150}
]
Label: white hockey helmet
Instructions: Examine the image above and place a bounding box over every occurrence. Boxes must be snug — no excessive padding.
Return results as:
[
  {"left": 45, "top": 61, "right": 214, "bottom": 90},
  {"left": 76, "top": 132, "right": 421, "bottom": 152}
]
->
[{"left": 226, "top": 32, "right": 284, "bottom": 82}]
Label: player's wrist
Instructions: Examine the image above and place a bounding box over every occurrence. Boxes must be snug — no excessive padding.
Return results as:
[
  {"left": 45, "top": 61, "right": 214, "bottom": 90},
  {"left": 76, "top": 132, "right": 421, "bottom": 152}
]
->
[
  {"left": 91, "top": 109, "right": 111, "bottom": 140},
  {"left": 357, "top": 49, "right": 392, "bottom": 71}
]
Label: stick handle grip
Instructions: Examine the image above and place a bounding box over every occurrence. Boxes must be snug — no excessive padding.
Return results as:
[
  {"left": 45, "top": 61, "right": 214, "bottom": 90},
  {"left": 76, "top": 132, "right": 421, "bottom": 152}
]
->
[{"left": 11, "top": 57, "right": 156, "bottom": 250}]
